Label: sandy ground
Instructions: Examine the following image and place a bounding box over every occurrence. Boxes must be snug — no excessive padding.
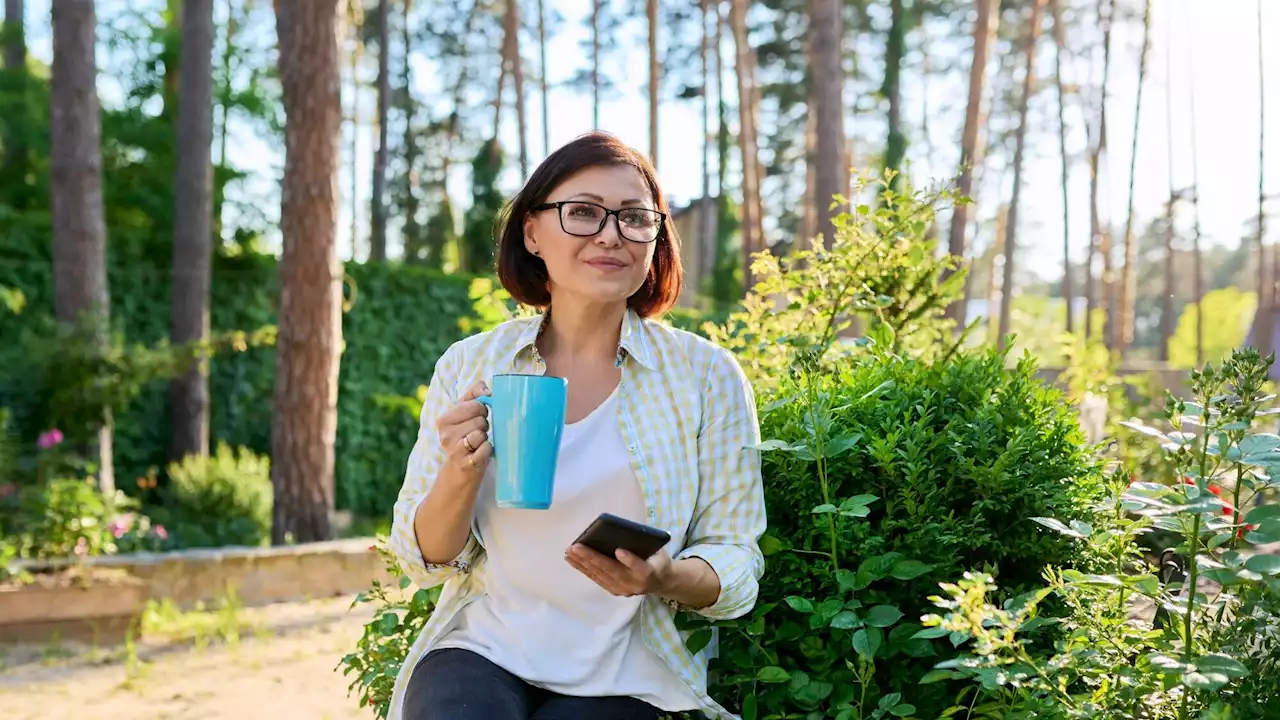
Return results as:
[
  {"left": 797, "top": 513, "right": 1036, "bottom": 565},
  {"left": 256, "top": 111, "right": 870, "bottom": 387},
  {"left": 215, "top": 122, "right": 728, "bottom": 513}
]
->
[{"left": 0, "top": 595, "right": 377, "bottom": 720}]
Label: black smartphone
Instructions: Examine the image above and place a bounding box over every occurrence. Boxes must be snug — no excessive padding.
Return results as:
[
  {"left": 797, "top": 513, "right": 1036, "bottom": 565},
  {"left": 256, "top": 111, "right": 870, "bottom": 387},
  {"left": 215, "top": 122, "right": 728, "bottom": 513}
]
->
[{"left": 573, "top": 512, "right": 672, "bottom": 560}]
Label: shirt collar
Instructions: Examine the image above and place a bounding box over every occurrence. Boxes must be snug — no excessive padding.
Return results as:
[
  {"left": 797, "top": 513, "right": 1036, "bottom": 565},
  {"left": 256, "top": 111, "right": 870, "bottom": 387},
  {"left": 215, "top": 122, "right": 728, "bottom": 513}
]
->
[{"left": 511, "top": 307, "right": 656, "bottom": 370}]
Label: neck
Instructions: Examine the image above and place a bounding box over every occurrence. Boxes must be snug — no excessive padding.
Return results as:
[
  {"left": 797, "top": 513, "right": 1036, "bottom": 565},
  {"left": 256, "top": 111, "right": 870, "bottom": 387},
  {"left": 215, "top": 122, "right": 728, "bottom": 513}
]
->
[{"left": 539, "top": 300, "right": 627, "bottom": 364}]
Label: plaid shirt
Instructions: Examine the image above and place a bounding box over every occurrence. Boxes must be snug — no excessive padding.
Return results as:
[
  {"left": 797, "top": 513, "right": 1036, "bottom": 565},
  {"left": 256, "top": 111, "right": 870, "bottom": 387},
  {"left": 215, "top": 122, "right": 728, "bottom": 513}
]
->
[{"left": 386, "top": 309, "right": 766, "bottom": 720}]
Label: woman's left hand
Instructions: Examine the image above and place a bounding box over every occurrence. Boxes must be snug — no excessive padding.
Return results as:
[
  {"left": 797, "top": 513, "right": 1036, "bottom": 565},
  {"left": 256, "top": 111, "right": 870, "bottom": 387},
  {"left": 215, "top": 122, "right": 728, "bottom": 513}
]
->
[{"left": 565, "top": 543, "right": 674, "bottom": 598}]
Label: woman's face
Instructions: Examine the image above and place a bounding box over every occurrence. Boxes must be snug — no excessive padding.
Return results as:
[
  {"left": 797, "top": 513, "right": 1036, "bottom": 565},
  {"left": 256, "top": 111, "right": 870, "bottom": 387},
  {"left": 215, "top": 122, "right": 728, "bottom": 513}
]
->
[{"left": 523, "top": 164, "right": 660, "bottom": 309}]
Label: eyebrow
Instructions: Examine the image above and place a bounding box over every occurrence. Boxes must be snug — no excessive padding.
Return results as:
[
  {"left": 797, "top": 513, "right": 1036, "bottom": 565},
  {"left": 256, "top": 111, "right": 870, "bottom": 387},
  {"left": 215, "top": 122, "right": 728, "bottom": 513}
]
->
[{"left": 567, "top": 192, "right": 650, "bottom": 207}]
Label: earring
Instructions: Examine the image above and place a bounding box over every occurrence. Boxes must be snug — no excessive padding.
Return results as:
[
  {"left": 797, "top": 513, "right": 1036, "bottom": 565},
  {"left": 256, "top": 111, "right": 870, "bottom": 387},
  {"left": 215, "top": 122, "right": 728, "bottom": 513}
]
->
[{"left": 532, "top": 250, "right": 540, "bottom": 257}]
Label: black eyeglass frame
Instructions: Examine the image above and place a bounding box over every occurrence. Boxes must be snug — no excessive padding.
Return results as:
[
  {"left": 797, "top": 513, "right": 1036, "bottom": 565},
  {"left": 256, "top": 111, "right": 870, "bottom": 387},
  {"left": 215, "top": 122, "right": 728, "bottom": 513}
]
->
[{"left": 531, "top": 201, "right": 667, "bottom": 244}]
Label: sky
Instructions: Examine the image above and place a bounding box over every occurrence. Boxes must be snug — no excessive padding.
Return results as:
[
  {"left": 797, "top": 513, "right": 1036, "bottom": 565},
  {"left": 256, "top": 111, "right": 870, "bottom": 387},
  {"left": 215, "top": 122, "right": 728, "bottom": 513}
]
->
[{"left": 19, "top": 0, "right": 1280, "bottom": 285}]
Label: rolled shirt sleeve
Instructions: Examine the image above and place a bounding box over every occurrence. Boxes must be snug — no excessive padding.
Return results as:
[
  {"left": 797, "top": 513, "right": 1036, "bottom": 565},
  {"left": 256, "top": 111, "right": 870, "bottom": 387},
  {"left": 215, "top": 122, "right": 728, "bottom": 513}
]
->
[
  {"left": 675, "top": 346, "right": 767, "bottom": 620},
  {"left": 388, "top": 344, "right": 482, "bottom": 589}
]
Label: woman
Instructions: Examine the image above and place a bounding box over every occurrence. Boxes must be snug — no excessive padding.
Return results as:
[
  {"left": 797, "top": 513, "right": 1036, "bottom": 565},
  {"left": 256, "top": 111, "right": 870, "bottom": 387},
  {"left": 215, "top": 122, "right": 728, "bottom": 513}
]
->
[{"left": 387, "top": 131, "right": 766, "bottom": 720}]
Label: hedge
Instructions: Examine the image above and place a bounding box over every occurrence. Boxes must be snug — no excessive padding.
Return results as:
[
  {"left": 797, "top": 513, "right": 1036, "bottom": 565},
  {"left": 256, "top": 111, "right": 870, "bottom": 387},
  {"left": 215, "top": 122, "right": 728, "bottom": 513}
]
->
[{"left": 0, "top": 249, "right": 492, "bottom": 518}]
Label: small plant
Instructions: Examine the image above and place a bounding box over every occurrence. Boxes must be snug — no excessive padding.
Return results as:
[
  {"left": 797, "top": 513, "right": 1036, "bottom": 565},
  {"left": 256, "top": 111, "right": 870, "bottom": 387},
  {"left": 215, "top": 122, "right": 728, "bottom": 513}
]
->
[
  {"left": 922, "top": 347, "right": 1280, "bottom": 718},
  {"left": 161, "top": 443, "right": 272, "bottom": 548},
  {"left": 338, "top": 540, "right": 441, "bottom": 719}
]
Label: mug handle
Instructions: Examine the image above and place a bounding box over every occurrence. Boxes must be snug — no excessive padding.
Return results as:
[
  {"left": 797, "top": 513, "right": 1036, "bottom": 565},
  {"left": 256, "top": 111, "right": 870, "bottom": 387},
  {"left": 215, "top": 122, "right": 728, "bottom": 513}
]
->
[{"left": 475, "top": 395, "right": 492, "bottom": 407}]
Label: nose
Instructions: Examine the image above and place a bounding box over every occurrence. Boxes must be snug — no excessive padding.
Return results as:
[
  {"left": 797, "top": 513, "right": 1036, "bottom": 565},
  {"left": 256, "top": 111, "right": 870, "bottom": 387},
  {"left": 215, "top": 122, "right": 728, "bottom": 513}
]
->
[{"left": 593, "top": 214, "right": 624, "bottom": 247}]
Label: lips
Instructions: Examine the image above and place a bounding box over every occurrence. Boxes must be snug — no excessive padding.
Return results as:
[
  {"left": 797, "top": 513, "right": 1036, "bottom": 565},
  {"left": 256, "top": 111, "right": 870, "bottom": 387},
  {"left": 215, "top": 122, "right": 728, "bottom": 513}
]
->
[{"left": 585, "top": 257, "right": 628, "bottom": 269}]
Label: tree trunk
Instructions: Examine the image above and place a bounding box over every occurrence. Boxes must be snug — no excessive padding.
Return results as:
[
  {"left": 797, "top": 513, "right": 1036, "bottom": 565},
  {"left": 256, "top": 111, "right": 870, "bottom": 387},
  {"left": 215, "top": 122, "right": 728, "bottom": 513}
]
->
[
  {"left": 810, "top": 0, "right": 843, "bottom": 247},
  {"left": 883, "top": 0, "right": 906, "bottom": 177},
  {"left": 401, "top": 0, "right": 423, "bottom": 261},
  {"left": 591, "top": 0, "right": 600, "bottom": 129},
  {"left": 50, "top": 0, "right": 114, "bottom": 496},
  {"left": 271, "top": 0, "right": 343, "bottom": 545},
  {"left": 1049, "top": 0, "right": 1073, "bottom": 334},
  {"left": 507, "top": 0, "right": 528, "bottom": 178},
  {"left": 214, "top": 0, "right": 236, "bottom": 242},
  {"left": 1159, "top": 1, "right": 1175, "bottom": 361},
  {"left": 162, "top": 0, "right": 182, "bottom": 124},
  {"left": 699, "top": 0, "right": 714, "bottom": 281},
  {"left": 647, "top": 0, "right": 659, "bottom": 169},
  {"left": 537, "top": 0, "right": 548, "bottom": 156},
  {"left": 1253, "top": 0, "right": 1269, "bottom": 356},
  {"left": 369, "top": 0, "right": 389, "bottom": 262},
  {"left": 1115, "top": 0, "right": 1151, "bottom": 355},
  {"left": 997, "top": 0, "right": 1046, "bottom": 348},
  {"left": 1086, "top": 0, "right": 1114, "bottom": 342},
  {"left": 729, "top": 0, "right": 762, "bottom": 290},
  {"left": 944, "top": 0, "right": 998, "bottom": 325},
  {"left": 1185, "top": 4, "right": 1203, "bottom": 366},
  {"left": 168, "top": 0, "right": 215, "bottom": 463},
  {"left": 347, "top": 0, "right": 363, "bottom": 260},
  {"left": 2, "top": 0, "right": 28, "bottom": 195}
]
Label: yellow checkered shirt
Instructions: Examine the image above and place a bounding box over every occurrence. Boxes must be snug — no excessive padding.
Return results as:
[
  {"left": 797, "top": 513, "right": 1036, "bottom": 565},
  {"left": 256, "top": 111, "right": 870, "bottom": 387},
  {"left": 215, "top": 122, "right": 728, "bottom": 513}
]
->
[{"left": 386, "top": 309, "right": 766, "bottom": 720}]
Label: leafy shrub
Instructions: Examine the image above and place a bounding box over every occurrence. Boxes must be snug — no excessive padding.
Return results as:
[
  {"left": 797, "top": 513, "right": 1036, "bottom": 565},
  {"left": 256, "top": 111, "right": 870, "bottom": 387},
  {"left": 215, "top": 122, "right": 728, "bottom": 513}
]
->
[
  {"left": 687, "top": 344, "right": 1106, "bottom": 719},
  {"left": 160, "top": 443, "right": 272, "bottom": 548},
  {"left": 923, "top": 347, "right": 1280, "bottom": 718}
]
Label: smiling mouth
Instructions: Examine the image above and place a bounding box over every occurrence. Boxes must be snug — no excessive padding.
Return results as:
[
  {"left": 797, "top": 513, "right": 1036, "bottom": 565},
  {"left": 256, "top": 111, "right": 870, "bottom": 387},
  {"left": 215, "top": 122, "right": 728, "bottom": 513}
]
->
[{"left": 586, "top": 258, "right": 628, "bottom": 268}]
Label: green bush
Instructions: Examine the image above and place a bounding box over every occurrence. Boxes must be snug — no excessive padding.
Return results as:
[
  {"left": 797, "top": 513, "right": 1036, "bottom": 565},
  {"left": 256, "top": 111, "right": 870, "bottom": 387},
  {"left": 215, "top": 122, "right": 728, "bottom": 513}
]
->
[
  {"left": 0, "top": 248, "right": 499, "bottom": 519},
  {"left": 160, "top": 443, "right": 272, "bottom": 548},
  {"left": 689, "top": 346, "right": 1106, "bottom": 719}
]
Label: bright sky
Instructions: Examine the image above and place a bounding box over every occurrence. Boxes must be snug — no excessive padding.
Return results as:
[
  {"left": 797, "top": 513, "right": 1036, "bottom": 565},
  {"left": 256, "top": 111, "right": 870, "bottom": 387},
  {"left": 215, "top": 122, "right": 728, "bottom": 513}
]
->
[{"left": 20, "top": 0, "right": 1279, "bottom": 284}]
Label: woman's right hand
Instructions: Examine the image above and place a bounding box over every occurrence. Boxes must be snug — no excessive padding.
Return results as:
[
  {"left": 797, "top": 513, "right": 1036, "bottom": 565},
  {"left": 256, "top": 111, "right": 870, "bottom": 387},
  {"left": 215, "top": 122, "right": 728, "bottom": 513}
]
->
[{"left": 435, "top": 381, "right": 492, "bottom": 483}]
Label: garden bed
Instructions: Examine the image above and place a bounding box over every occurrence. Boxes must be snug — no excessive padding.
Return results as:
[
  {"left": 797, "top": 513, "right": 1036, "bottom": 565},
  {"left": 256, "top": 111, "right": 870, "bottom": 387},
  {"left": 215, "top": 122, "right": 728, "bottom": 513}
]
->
[{"left": 2, "top": 538, "right": 393, "bottom": 645}]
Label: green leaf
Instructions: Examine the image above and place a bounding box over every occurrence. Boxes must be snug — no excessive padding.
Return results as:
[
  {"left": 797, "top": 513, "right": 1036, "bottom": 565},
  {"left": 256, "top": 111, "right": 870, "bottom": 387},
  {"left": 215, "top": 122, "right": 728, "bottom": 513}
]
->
[
  {"left": 912, "top": 627, "right": 950, "bottom": 640},
  {"left": 842, "top": 494, "right": 880, "bottom": 507},
  {"left": 785, "top": 596, "right": 816, "bottom": 613},
  {"left": 686, "top": 628, "right": 713, "bottom": 655},
  {"left": 853, "top": 627, "right": 882, "bottom": 660},
  {"left": 890, "top": 560, "right": 934, "bottom": 580},
  {"left": 399, "top": 575, "right": 412, "bottom": 590},
  {"left": 811, "top": 504, "right": 838, "bottom": 514},
  {"left": 751, "top": 439, "right": 807, "bottom": 453},
  {"left": 759, "top": 534, "right": 785, "bottom": 556},
  {"left": 891, "top": 704, "right": 917, "bottom": 717},
  {"left": 1194, "top": 654, "right": 1249, "bottom": 679},
  {"left": 920, "top": 669, "right": 961, "bottom": 683},
  {"left": 757, "top": 666, "right": 791, "bottom": 683},
  {"left": 377, "top": 612, "right": 399, "bottom": 634},
  {"left": 878, "top": 692, "right": 902, "bottom": 710},
  {"left": 1244, "top": 554, "right": 1280, "bottom": 575},
  {"left": 1183, "top": 671, "right": 1229, "bottom": 691},
  {"left": 864, "top": 605, "right": 905, "bottom": 628},
  {"left": 791, "top": 680, "right": 833, "bottom": 706},
  {"left": 824, "top": 434, "right": 862, "bottom": 458},
  {"left": 1030, "top": 516, "right": 1087, "bottom": 539},
  {"left": 742, "top": 692, "right": 757, "bottom": 720},
  {"left": 830, "top": 610, "right": 861, "bottom": 629},
  {"left": 836, "top": 569, "right": 858, "bottom": 592},
  {"left": 1247, "top": 504, "right": 1280, "bottom": 524}
]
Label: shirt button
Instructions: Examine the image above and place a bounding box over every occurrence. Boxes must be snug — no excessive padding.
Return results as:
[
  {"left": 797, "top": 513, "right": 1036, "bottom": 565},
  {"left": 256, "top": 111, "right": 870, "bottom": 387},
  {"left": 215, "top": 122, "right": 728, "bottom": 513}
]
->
[{"left": 628, "top": 444, "right": 638, "bottom": 453}]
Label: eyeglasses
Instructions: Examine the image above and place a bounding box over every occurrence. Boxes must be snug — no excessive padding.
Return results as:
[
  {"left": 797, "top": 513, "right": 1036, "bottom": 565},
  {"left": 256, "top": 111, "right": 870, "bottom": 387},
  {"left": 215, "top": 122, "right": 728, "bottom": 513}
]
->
[{"left": 532, "top": 201, "right": 666, "bottom": 244}]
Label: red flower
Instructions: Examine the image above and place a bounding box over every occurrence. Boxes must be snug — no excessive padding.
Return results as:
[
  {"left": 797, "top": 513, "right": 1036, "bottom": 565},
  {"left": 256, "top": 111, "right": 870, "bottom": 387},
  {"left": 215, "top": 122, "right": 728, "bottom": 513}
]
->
[{"left": 1181, "top": 477, "right": 1257, "bottom": 538}]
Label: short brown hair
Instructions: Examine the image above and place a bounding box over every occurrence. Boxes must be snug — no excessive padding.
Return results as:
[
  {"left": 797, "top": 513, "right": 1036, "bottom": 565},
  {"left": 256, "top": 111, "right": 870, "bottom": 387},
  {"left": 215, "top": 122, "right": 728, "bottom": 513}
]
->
[{"left": 495, "top": 131, "right": 683, "bottom": 317}]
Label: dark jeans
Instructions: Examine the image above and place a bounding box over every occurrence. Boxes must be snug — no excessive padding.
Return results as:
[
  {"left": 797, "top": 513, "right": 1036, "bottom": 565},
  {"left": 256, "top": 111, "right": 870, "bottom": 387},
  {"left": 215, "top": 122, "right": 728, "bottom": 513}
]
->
[{"left": 403, "top": 647, "right": 666, "bottom": 720}]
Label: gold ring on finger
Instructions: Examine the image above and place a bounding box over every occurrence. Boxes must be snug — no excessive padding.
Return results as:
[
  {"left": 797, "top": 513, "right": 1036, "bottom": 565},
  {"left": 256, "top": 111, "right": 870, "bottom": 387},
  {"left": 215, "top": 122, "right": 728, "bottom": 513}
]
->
[{"left": 462, "top": 435, "right": 476, "bottom": 453}]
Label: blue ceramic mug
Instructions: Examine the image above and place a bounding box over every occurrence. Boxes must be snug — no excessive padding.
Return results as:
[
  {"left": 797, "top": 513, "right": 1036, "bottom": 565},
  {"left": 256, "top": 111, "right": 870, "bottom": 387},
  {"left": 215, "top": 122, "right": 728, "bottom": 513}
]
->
[{"left": 475, "top": 374, "right": 568, "bottom": 509}]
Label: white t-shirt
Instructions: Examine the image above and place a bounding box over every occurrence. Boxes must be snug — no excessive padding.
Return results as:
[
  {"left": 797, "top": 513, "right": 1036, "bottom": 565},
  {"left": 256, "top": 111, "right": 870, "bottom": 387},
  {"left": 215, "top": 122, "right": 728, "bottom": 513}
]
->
[{"left": 434, "top": 386, "right": 700, "bottom": 712}]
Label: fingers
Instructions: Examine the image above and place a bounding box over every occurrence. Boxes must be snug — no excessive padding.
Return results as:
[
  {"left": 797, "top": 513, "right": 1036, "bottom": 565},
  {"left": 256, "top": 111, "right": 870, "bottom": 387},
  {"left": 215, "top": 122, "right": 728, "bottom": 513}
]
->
[
  {"left": 460, "top": 381, "right": 491, "bottom": 402},
  {"left": 566, "top": 544, "right": 644, "bottom": 596}
]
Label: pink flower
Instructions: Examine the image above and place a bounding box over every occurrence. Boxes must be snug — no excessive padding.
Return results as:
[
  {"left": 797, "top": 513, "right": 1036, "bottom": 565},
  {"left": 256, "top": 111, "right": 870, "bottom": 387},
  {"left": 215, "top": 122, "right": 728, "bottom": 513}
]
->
[
  {"left": 37, "top": 429, "right": 63, "bottom": 450},
  {"left": 153, "top": 525, "right": 168, "bottom": 541}
]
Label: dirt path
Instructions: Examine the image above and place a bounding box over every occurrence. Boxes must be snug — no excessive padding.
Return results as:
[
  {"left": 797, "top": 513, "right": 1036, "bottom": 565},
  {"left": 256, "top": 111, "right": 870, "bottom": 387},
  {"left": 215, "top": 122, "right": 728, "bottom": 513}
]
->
[{"left": 0, "top": 595, "right": 376, "bottom": 720}]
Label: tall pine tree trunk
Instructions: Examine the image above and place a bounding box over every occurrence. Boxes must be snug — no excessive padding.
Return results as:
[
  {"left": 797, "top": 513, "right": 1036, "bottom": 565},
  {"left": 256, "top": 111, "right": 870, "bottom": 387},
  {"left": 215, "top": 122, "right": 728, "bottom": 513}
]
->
[
  {"left": 883, "top": 0, "right": 906, "bottom": 177},
  {"left": 591, "top": 0, "right": 600, "bottom": 128},
  {"left": 729, "top": 0, "right": 762, "bottom": 290},
  {"left": 1254, "top": 0, "right": 1270, "bottom": 357},
  {"left": 50, "top": 0, "right": 113, "bottom": 495},
  {"left": 1159, "top": 1, "right": 1175, "bottom": 361},
  {"left": 1050, "top": 0, "right": 1073, "bottom": 334},
  {"left": 369, "top": 0, "right": 390, "bottom": 262},
  {"left": 272, "top": 0, "right": 344, "bottom": 544},
  {"left": 507, "top": 0, "right": 528, "bottom": 178},
  {"left": 944, "top": 0, "right": 998, "bottom": 325},
  {"left": 537, "top": 0, "right": 548, "bottom": 156},
  {"left": 1086, "top": 0, "right": 1114, "bottom": 341},
  {"left": 648, "top": 0, "right": 659, "bottom": 169},
  {"left": 1115, "top": 0, "right": 1151, "bottom": 354},
  {"left": 2, "top": 0, "right": 28, "bottom": 199},
  {"left": 169, "top": 0, "right": 215, "bottom": 463},
  {"left": 810, "top": 0, "right": 843, "bottom": 246},
  {"left": 997, "top": 0, "right": 1046, "bottom": 347},
  {"left": 1186, "top": 6, "right": 1203, "bottom": 365},
  {"left": 401, "top": 0, "right": 423, "bottom": 260}
]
